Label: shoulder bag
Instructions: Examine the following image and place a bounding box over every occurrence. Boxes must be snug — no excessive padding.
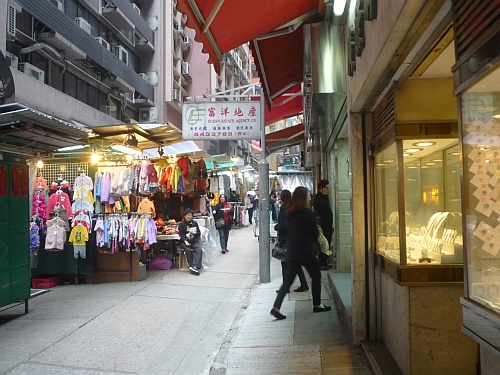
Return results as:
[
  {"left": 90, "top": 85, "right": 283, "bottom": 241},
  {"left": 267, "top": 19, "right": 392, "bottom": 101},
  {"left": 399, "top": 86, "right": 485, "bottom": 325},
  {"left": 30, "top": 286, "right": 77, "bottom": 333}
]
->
[
  {"left": 271, "top": 239, "right": 288, "bottom": 261},
  {"left": 215, "top": 218, "right": 225, "bottom": 229}
]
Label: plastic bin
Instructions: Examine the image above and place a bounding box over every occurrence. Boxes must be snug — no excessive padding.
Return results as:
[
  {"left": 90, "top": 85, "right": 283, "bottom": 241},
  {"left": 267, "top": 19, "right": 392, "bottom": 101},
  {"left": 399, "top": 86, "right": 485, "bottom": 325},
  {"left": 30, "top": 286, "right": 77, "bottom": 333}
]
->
[{"left": 32, "top": 275, "right": 63, "bottom": 289}]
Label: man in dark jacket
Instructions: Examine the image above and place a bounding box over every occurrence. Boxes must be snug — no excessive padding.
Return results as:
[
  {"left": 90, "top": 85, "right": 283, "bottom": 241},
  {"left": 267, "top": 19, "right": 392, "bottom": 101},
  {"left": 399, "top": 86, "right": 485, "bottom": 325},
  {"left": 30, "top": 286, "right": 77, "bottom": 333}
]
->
[
  {"left": 313, "top": 179, "right": 333, "bottom": 270},
  {"left": 178, "top": 208, "right": 202, "bottom": 275}
]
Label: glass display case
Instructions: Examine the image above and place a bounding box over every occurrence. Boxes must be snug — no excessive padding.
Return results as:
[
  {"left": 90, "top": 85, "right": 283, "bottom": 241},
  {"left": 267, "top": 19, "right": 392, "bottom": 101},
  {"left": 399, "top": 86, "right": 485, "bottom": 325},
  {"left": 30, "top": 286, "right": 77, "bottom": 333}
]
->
[
  {"left": 461, "top": 67, "right": 500, "bottom": 314},
  {"left": 375, "top": 138, "right": 462, "bottom": 266}
]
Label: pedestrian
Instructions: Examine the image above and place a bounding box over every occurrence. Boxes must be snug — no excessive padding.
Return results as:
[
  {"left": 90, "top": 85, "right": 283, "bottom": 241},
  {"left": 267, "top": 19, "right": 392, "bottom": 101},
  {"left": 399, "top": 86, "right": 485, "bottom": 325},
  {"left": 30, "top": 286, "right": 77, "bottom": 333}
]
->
[
  {"left": 313, "top": 179, "right": 333, "bottom": 270},
  {"left": 271, "top": 186, "right": 331, "bottom": 320},
  {"left": 245, "top": 193, "right": 254, "bottom": 225},
  {"left": 213, "top": 194, "right": 233, "bottom": 254},
  {"left": 178, "top": 208, "right": 202, "bottom": 276},
  {"left": 274, "top": 189, "right": 309, "bottom": 293}
]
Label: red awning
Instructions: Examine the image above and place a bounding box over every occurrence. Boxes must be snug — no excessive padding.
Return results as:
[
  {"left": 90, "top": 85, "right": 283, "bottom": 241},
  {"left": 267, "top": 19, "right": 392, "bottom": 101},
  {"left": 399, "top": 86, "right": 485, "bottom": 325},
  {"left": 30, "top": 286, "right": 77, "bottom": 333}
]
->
[
  {"left": 177, "top": 0, "right": 323, "bottom": 74},
  {"left": 251, "top": 21, "right": 309, "bottom": 102},
  {"left": 265, "top": 83, "right": 303, "bottom": 125},
  {"left": 266, "top": 123, "right": 305, "bottom": 147}
]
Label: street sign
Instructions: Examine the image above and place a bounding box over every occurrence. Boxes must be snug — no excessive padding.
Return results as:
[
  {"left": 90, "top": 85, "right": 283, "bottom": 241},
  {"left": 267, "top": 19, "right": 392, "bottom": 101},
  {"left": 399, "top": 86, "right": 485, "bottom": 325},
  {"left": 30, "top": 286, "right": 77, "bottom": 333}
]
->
[{"left": 182, "top": 101, "right": 261, "bottom": 140}]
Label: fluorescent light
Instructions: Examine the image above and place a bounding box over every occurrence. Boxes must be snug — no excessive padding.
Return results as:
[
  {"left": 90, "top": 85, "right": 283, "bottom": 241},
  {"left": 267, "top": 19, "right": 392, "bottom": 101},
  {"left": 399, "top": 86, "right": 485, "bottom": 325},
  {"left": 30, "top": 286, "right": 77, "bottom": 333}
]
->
[
  {"left": 333, "top": 0, "right": 347, "bottom": 16},
  {"left": 111, "top": 144, "right": 142, "bottom": 155},
  {"left": 56, "top": 145, "right": 88, "bottom": 152}
]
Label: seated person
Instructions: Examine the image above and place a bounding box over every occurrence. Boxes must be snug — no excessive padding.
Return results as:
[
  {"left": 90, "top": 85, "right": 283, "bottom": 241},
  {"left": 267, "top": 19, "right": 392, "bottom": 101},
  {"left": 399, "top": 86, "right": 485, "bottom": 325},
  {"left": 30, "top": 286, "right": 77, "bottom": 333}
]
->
[{"left": 178, "top": 208, "right": 202, "bottom": 275}]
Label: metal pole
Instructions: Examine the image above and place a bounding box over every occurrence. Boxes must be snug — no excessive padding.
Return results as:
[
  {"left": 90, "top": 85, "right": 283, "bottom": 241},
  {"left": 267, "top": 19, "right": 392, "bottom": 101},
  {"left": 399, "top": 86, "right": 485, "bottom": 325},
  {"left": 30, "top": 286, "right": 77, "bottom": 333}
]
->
[{"left": 258, "top": 86, "right": 270, "bottom": 283}]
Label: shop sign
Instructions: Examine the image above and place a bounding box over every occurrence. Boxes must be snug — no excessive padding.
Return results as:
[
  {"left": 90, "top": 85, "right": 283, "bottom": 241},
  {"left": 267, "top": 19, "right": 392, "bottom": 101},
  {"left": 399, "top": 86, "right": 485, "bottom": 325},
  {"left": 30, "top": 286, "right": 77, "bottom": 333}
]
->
[{"left": 182, "top": 101, "right": 261, "bottom": 140}]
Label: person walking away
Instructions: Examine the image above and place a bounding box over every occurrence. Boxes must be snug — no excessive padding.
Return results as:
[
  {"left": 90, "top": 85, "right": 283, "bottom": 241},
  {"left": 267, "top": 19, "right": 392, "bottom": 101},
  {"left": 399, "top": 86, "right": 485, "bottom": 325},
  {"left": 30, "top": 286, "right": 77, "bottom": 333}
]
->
[
  {"left": 252, "top": 191, "right": 259, "bottom": 223},
  {"left": 245, "top": 193, "right": 254, "bottom": 225},
  {"left": 274, "top": 190, "right": 309, "bottom": 293},
  {"left": 213, "top": 194, "right": 233, "bottom": 254},
  {"left": 271, "top": 186, "right": 331, "bottom": 320},
  {"left": 313, "top": 179, "right": 333, "bottom": 270},
  {"left": 178, "top": 208, "right": 202, "bottom": 275}
]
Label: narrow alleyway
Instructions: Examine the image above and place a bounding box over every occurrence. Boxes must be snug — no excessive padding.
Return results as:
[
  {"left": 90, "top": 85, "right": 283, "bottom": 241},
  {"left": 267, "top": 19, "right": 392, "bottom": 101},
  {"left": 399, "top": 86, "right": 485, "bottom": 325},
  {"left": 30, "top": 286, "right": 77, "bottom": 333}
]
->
[{"left": 1, "top": 225, "right": 370, "bottom": 375}]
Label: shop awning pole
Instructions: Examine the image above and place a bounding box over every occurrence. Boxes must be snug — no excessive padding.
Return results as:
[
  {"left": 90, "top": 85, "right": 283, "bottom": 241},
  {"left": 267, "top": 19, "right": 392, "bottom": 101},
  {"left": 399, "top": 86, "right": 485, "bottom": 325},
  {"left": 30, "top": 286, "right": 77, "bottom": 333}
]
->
[{"left": 258, "top": 85, "right": 270, "bottom": 283}]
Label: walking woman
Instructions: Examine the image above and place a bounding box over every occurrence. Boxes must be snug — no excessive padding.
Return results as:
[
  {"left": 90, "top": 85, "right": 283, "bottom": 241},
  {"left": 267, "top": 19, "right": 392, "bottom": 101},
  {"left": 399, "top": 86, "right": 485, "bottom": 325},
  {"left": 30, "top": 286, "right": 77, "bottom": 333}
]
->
[
  {"left": 274, "top": 190, "right": 309, "bottom": 293},
  {"left": 213, "top": 194, "right": 233, "bottom": 254},
  {"left": 271, "top": 186, "right": 331, "bottom": 320}
]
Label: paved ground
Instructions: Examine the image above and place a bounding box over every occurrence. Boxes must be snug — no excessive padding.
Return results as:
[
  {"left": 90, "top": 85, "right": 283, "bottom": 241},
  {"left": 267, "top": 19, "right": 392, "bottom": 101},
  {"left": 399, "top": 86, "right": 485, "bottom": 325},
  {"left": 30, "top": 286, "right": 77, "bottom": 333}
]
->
[{"left": 0, "top": 225, "right": 371, "bottom": 375}]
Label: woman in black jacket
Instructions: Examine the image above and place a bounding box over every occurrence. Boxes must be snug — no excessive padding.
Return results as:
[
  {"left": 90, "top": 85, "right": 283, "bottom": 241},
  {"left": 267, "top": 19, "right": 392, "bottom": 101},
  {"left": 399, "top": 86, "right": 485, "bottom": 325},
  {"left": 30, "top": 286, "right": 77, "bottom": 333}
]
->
[
  {"left": 212, "top": 194, "right": 233, "bottom": 254},
  {"left": 274, "top": 190, "right": 309, "bottom": 293},
  {"left": 271, "top": 186, "right": 331, "bottom": 320}
]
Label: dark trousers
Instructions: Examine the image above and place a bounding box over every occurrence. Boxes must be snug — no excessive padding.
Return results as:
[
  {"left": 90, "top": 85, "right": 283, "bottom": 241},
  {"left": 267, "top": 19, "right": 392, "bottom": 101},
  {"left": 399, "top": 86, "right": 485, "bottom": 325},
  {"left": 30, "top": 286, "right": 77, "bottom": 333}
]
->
[
  {"left": 180, "top": 241, "right": 202, "bottom": 269},
  {"left": 274, "top": 256, "right": 322, "bottom": 309},
  {"left": 281, "top": 261, "right": 308, "bottom": 287},
  {"left": 247, "top": 208, "right": 254, "bottom": 224},
  {"left": 217, "top": 226, "right": 230, "bottom": 249}
]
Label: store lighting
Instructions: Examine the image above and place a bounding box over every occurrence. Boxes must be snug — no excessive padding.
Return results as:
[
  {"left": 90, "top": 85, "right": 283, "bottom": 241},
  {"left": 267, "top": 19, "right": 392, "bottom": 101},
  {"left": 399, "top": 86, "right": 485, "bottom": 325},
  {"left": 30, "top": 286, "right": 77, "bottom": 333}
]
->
[
  {"left": 36, "top": 160, "right": 44, "bottom": 168},
  {"left": 404, "top": 148, "right": 423, "bottom": 153},
  {"left": 56, "top": 144, "right": 88, "bottom": 152},
  {"left": 111, "top": 144, "right": 142, "bottom": 155},
  {"left": 333, "top": 0, "right": 347, "bottom": 15},
  {"left": 126, "top": 155, "right": 134, "bottom": 162},
  {"left": 91, "top": 153, "right": 100, "bottom": 164},
  {"left": 413, "top": 142, "right": 435, "bottom": 147}
]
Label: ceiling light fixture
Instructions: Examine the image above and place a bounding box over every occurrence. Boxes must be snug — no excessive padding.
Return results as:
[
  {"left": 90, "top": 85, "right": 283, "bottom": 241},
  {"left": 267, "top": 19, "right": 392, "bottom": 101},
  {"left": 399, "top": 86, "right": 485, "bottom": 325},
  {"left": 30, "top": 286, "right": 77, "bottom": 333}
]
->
[
  {"left": 413, "top": 142, "right": 435, "bottom": 147},
  {"left": 111, "top": 144, "right": 142, "bottom": 155},
  {"left": 404, "top": 148, "right": 423, "bottom": 153},
  {"left": 56, "top": 144, "right": 88, "bottom": 152},
  {"left": 126, "top": 134, "right": 139, "bottom": 147},
  {"left": 36, "top": 160, "right": 44, "bottom": 168}
]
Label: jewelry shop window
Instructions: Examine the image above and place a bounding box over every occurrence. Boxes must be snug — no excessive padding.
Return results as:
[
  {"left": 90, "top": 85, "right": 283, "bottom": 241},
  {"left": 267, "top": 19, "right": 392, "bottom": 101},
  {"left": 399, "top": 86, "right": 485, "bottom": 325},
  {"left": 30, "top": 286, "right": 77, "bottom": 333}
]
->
[
  {"left": 461, "top": 67, "right": 500, "bottom": 313},
  {"left": 375, "top": 139, "right": 462, "bottom": 266}
]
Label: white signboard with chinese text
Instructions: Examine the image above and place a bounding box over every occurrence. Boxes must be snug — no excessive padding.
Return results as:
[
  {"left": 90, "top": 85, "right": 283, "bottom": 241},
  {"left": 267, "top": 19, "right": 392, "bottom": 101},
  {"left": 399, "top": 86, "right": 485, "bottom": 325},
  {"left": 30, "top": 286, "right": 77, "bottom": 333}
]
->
[{"left": 182, "top": 101, "right": 261, "bottom": 140}]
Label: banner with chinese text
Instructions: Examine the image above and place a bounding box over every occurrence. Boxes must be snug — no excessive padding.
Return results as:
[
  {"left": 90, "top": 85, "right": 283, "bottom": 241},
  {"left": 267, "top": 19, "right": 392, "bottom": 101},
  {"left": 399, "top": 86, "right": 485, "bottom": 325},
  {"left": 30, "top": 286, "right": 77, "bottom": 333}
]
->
[{"left": 182, "top": 101, "right": 261, "bottom": 140}]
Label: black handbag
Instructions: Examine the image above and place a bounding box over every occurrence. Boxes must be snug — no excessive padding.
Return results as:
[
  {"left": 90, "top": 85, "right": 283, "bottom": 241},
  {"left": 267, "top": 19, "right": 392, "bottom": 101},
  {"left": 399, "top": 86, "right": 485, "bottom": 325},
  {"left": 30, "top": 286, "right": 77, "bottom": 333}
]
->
[
  {"left": 271, "top": 240, "right": 288, "bottom": 261},
  {"left": 215, "top": 218, "right": 225, "bottom": 229}
]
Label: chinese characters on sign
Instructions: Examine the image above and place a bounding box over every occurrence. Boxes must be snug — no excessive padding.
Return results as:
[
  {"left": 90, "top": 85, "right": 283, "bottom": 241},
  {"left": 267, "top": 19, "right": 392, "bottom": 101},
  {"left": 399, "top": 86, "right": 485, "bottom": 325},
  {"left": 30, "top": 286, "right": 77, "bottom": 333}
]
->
[{"left": 182, "top": 101, "right": 261, "bottom": 140}]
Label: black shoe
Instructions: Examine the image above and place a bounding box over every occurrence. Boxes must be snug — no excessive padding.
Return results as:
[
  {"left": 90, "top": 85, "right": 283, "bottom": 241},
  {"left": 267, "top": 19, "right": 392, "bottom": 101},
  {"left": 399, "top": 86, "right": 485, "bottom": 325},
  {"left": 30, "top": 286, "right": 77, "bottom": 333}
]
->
[
  {"left": 294, "top": 286, "right": 309, "bottom": 292},
  {"left": 189, "top": 266, "right": 200, "bottom": 276},
  {"left": 276, "top": 289, "right": 290, "bottom": 293},
  {"left": 313, "top": 305, "right": 332, "bottom": 313},
  {"left": 270, "top": 308, "right": 286, "bottom": 320}
]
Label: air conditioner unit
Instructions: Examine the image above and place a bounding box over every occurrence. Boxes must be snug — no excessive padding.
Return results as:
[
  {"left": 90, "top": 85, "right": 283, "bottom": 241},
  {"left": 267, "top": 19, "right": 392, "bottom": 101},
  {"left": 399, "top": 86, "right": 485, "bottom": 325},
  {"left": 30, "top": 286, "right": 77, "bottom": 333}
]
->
[
  {"left": 114, "top": 45, "right": 129, "bottom": 65},
  {"left": 75, "top": 17, "right": 91, "bottom": 35},
  {"left": 139, "top": 73, "right": 149, "bottom": 82},
  {"left": 172, "top": 89, "right": 180, "bottom": 102},
  {"left": 181, "top": 62, "right": 190, "bottom": 77},
  {"left": 183, "top": 36, "right": 191, "bottom": 47},
  {"left": 131, "top": 3, "right": 140, "bottom": 15},
  {"left": 139, "top": 107, "right": 157, "bottom": 123},
  {"left": 18, "top": 62, "right": 45, "bottom": 82},
  {"left": 94, "top": 37, "right": 110, "bottom": 51},
  {"left": 50, "top": 0, "right": 64, "bottom": 11},
  {"left": 7, "top": 5, "right": 16, "bottom": 38}
]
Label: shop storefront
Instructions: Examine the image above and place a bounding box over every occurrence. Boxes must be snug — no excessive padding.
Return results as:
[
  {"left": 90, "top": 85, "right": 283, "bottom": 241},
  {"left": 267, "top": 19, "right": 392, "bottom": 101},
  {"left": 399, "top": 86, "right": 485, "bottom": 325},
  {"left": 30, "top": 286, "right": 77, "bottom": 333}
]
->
[{"left": 451, "top": 0, "right": 500, "bottom": 373}]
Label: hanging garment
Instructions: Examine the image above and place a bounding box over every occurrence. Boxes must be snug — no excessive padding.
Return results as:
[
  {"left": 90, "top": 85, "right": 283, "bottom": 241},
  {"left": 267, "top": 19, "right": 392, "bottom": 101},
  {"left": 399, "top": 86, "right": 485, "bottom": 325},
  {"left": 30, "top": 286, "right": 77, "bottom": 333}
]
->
[{"left": 45, "top": 222, "right": 66, "bottom": 251}]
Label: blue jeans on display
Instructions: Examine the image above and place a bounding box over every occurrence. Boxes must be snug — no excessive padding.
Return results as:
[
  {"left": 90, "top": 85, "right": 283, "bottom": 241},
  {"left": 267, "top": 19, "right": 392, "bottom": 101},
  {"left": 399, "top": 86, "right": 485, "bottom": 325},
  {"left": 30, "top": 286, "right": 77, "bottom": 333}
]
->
[{"left": 218, "top": 226, "right": 229, "bottom": 249}]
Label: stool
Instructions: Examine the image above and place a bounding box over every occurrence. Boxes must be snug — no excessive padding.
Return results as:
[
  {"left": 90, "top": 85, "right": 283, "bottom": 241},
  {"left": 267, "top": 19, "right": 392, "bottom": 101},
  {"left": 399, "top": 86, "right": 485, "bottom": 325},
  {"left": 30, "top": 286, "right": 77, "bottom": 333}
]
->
[{"left": 178, "top": 247, "right": 189, "bottom": 270}]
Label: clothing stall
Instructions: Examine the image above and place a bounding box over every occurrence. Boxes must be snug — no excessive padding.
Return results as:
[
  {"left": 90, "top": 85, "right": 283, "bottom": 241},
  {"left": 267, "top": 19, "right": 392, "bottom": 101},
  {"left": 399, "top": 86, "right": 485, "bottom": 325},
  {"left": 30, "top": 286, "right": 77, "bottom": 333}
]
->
[{"left": 30, "top": 152, "right": 221, "bottom": 284}]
